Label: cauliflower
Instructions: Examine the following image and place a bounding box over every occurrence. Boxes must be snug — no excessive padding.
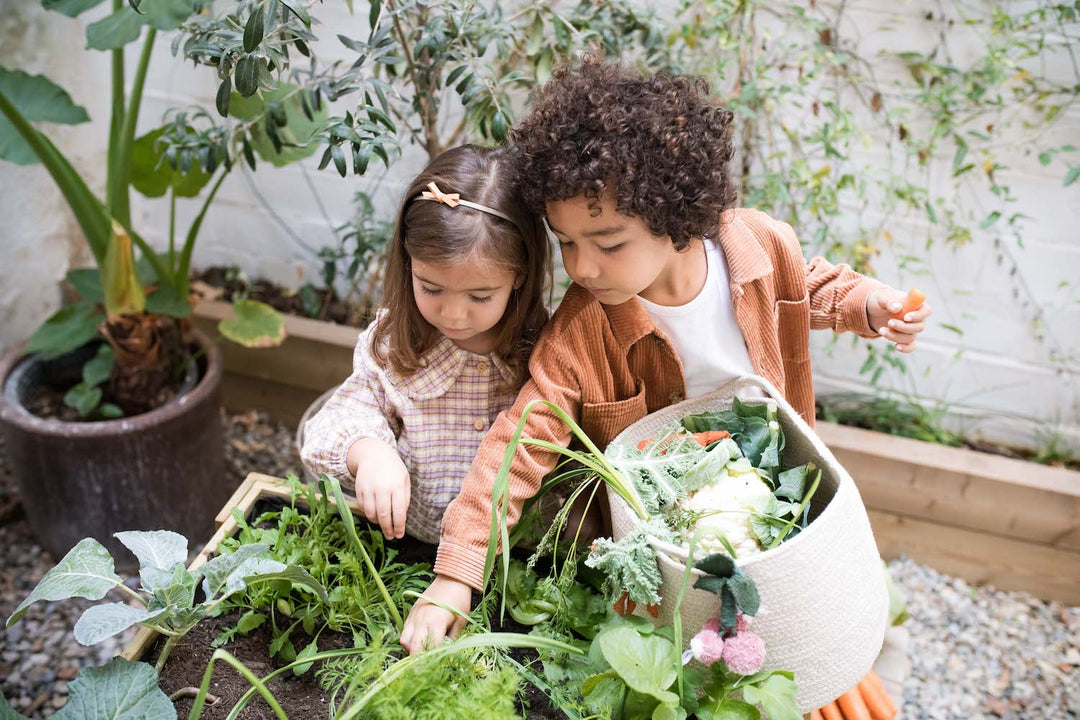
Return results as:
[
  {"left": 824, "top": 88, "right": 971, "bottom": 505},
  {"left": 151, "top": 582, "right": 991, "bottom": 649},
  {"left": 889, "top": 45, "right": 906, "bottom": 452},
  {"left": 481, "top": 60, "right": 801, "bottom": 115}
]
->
[{"left": 680, "top": 450, "right": 775, "bottom": 558}]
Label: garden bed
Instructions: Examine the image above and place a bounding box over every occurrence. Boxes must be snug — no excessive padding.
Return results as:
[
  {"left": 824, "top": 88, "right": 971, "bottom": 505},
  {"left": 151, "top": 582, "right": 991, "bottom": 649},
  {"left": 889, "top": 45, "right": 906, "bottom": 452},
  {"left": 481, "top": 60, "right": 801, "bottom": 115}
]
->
[{"left": 122, "top": 474, "right": 565, "bottom": 719}]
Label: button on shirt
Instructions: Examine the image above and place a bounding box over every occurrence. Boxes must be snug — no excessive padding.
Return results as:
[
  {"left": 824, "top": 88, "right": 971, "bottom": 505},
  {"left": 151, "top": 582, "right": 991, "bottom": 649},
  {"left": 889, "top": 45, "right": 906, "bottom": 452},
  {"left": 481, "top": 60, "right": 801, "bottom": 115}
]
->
[{"left": 300, "top": 319, "right": 518, "bottom": 544}]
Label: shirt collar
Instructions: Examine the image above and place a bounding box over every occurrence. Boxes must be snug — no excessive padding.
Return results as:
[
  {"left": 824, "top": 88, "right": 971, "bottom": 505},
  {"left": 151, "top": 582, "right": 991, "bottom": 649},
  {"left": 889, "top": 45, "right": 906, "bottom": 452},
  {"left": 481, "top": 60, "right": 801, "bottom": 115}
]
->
[
  {"left": 395, "top": 335, "right": 514, "bottom": 400},
  {"left": 716, "top": 209, "right": 773, "bottom": 285}
]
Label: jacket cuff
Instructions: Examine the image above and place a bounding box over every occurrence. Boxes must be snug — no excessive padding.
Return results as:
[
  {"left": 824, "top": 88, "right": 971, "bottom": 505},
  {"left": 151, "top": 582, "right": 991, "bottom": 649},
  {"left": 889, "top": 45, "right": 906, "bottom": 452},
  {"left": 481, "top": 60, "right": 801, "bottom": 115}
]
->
[
  {"left": 434, "top": 541, "right": 489, "bottom": 592},
  {"left": 842, "top": 277, "right": 888, "bottom": 339}
]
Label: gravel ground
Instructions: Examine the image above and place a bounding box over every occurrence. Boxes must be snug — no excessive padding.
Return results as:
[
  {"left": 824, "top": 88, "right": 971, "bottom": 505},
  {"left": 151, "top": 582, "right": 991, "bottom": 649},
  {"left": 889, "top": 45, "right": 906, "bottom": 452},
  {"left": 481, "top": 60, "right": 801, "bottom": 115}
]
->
[{"left": 0, "top": 410, "right": 1076, "bottom": 718}]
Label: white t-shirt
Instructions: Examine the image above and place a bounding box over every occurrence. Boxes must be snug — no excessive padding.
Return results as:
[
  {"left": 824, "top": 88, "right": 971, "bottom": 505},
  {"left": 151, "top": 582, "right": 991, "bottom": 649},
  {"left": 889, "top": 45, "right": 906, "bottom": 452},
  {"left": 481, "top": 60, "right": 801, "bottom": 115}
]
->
[{"left": 638, "top": 240, "right": 756, "bottom": 400}]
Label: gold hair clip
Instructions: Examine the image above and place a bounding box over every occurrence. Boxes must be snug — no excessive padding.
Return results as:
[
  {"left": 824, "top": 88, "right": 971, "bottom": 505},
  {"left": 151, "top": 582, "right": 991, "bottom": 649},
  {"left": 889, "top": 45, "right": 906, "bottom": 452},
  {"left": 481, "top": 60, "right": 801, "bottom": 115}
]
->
[
  {"left": 415, "top": 181, "right": 515, "bottom": 223},
  {"left": 420, "top": 182, "right": 460, "bottom": 207}
]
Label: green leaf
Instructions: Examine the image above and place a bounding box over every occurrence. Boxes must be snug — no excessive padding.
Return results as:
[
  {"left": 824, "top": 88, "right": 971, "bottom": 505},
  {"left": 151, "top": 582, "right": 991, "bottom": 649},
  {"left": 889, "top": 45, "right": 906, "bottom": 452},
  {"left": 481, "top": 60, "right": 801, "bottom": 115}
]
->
[
  {"left": 243, "top": 6, "right": 264, "bottom": 53},
  {"left": 979, "top": 211, "right": 1001, "bottom": 229},
  {"left": 0, "top": 67, "right": 89, "bottom": 165},
  {"left": 235, "top": 610, "right": 266, "bottom": 634},
  {"left": 775, "top": 464, "right": 810, "bottom": 502},
  {"left": 64, "top": 382, "right": 102, "bottom": 416},
  {"left": 695, "top": 553, "right": 736, "bottom": 579},
  {"left": 215, "top": 77, "right": 231, "bottom": 118},
  {"left": 114, "top": 530, "right": 188, "bottom": 575},
  {"left": 43, "top": 0, "right": 107, "bottom": 17},
  {"left": 100, "top": 403, "right": 123, "bottom": 418},
  {"left": 67, "top": 268, "right": 104, "bottom": 303},
  {"left": 702, "top": 698, "right": 760, "bottom": 720},
  {"left": 234, "top": 54, "right": 260, "bottom": 97},
  {"left": 130, "top": 128, "right": 212, "bottom": 199},
  {"left": 82, "top": 343, "right": 114, "bottom": 386},
  {"left": 145, "top": 285, "right": 193, "bottom": 318},
  {"left": 102, "top": 221, "right": 146, "bottom": 316},
  {"left": 218, "top": 299, "right": 286, "bottom": 347},
  {"left": 292, "top": 637, "right": 319, "bottom": 675},
  {"left": 0, "top": 691, "right": 32, "bottom": 719},
  {"left": 7, "top": 538, "right": 121, "bottom": 626},
  {"left": 26, "top": 301, "right": 103, "bottom": 360},
  {"left": 53, "top": 658, "right": 173, "bottom": 720},
  {"left": 726, "top": 573, "right": 760, "bottom": 616},
  {"left": 228, "top": 84, "right": 326, "bottom": 166},
  {"left": 740, "top": 674, "right": 800, "bottom": 720},
  {"left": 197, "top": 544, "right": 270, "bottom": 599},
  {"left": 598, "top": 627, "right": 680, "bottom": 704},
  {"left": 138, "top": 0, "right": 200, "bottom": 31},
  {"left": 85, "top": 7, "right": 143, "bottom": 51},
  {"left": 73, "top": 602, "right": 164, "bottom": 645},
  {"left": 279, "top": 0, "right": 310, "bottom": 25},
  {"left": 1065, "top": 165, "right": 1080, "bottom": 187}
]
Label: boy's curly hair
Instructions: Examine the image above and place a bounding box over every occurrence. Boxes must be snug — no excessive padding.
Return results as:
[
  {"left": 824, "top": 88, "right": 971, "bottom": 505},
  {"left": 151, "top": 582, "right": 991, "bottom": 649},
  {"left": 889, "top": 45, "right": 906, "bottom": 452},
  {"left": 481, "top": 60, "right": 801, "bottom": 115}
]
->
[{"left": 511, "top": 58, "right": 737, "bottom": 250}]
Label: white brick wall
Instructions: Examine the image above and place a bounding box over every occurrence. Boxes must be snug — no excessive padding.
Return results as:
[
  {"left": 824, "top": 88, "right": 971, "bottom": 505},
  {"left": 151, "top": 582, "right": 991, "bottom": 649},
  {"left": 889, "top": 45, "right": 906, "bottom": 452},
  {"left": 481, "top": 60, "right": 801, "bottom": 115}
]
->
[{"left": 1, "top": 1, "right": 1077, "bottom": 452}]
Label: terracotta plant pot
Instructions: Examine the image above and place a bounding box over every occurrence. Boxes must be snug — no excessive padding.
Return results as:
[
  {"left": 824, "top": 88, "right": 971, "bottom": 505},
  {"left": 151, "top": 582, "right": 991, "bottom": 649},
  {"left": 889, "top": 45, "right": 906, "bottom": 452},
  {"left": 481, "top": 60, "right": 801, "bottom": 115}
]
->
[{"left": 0, "top": 330, "right": 230, "bottom": 565}]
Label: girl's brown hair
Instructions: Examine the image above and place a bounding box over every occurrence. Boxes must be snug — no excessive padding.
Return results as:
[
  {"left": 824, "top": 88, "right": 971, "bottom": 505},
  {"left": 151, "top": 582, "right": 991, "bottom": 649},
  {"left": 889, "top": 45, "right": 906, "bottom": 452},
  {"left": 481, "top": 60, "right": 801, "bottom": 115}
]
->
[{"left": 373, "top": 144, "right": 551, "bottom": 389}]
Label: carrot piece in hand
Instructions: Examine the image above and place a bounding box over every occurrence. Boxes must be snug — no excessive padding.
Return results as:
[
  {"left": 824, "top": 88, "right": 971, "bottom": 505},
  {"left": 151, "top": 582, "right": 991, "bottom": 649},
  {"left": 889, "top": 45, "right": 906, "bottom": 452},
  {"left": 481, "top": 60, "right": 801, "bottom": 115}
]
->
[
  {"left": 891, "top": 288, "right": 927, "bottom": 320},
  {"left": 820, "top": 702, "right": 844, "bottom": 720},
  {"left": 836, "top": 686, "right": 872, "bottom": 720},
  {"left": 863, "top": 670, "right": 897, "bottom": 716},
  {"left": 858, "top": 675, "right": 896, "bottom": 720},
  {"left": 810, "top": 711, "right": 825, "bottom": 720}
]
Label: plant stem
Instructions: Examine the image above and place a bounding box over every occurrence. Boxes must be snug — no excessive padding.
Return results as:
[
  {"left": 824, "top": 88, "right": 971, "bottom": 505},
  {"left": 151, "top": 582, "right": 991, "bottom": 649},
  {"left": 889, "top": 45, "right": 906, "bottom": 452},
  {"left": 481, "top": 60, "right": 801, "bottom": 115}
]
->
[
  {"left": 155, "top": 633, "right": 181, "bottom": 675},
  {"left": 115, "top": 582, "right": 147, "bottom": 606},
  {"left": 109, "top": 26, "right": 157, "bottom": 229},
  {"left": 177, "top": 168, "right": 229, "bottom": 298},
  {"left": 106, "top": 0, "right": 125, "bottom": 217},
  {"left": 168, "top": 188, "right": 177, "bottom": 271}
]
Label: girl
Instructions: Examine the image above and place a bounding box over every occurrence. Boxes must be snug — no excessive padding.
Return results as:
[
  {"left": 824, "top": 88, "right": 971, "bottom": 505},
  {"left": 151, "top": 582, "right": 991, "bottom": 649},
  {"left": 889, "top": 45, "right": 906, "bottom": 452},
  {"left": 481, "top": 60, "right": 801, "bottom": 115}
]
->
[
  {"left": 401, "top": 59, "right": 931, "bottom": 663},
  {"left": 300, "top": 144, "right": 550, "bottom": 544}
]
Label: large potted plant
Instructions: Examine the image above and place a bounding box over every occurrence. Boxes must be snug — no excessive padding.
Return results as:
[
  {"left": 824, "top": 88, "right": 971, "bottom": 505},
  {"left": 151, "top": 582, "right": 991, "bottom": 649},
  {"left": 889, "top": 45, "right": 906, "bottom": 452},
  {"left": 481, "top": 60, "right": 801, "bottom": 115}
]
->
[{"left": 0, "top": 0, "right": 321, "bottom": 560}]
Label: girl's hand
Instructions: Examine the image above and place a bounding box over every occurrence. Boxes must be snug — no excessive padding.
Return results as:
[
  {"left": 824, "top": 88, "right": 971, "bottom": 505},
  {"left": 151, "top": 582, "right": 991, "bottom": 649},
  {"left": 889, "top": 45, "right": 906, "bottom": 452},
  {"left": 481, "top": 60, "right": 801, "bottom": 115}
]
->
[
  {"left": 347, "top": 438, "right": 410, "bottom": 539},
  {"left": 400, "top": 575, "right": 473, "bottom": 655},
  {"left": 866, "top": 288, "right": 931, "bottom": 353}
]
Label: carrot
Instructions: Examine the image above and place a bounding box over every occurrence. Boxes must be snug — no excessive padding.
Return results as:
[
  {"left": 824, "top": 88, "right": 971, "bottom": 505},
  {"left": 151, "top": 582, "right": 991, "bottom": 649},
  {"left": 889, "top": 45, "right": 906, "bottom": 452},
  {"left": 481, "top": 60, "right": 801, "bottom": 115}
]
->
[
  {"left": 810, "top": 711, "right": 825, "bottom": 720},
  {"left": 820, "top": 702, "right": 844, "bottom": 720},
  {"left": 863, "top": 670, "right": 897, "bottom": 716},
  {"left": 646, "top": 603, "right": 659, "bottom": 619},
  {"left": 636, "top": 430, "right": 732, "bottom": 451},
  {"left": 836, "top": 686, "right": 872, "bottom": 720},
  {"left": 858, "top": 675, "right": 896, "bottom": 720},
  {"left": 613, "top": 591, "right": 637, "bottom": 616},
  {"left": 891, "top": 288, "right": 927, "bottom": 321}
]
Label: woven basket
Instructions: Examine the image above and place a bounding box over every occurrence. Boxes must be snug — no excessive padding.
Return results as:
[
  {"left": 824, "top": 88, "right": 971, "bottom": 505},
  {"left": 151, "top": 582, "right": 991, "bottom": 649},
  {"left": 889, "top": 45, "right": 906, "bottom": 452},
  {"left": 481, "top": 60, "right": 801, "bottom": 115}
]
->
[{"left": 604, "top": 376, "right": 888, "bottom": 711}]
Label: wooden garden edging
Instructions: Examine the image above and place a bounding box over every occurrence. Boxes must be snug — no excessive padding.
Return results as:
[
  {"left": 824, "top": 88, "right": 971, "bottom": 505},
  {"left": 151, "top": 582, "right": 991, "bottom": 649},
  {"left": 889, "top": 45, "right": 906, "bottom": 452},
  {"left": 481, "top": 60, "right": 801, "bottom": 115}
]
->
[
  {"left": 817, "top": 421, "right": 1080, "bottom": 605},
  {"left": 119, "top": 472, "right": 362, "bottom": 663},
  {"left": 192, "top": 300, "right": 357, "bottom": 427}
]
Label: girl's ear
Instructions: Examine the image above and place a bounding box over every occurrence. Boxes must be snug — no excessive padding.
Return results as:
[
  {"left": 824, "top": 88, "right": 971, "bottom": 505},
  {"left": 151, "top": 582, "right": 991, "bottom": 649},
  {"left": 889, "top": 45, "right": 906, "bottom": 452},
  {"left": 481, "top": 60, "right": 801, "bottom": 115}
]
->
[{"left": 513, "top": 273, "right": 525, "bottom": 290}]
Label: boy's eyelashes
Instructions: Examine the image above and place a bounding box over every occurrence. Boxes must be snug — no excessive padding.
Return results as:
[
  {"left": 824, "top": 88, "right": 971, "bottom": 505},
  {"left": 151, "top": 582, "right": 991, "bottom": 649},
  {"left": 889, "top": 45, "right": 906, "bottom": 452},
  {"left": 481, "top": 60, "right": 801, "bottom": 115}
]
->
[{"left": 557, "top": 239, "right": 624, "bottom": 255}]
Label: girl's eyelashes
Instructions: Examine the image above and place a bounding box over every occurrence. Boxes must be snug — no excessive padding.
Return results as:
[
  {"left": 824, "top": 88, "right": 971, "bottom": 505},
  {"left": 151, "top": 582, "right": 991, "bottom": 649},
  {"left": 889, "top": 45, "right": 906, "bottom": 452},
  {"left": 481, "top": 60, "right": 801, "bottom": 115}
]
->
[
  {"left": 420, "top": 285, "right": 442, "bottom": 296},
  {"left": 599, "top": 243, "right": 624, "bottom": 255},
  {"left": 470, "top": 295, "right": 493, "bottom": 304}
]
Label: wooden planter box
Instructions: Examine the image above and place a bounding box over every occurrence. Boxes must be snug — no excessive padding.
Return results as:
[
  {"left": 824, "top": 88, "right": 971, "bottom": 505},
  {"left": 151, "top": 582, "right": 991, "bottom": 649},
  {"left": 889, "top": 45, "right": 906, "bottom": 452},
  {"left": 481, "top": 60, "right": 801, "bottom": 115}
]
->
[
  {"left": 192, "top": 300, "right": 357, "bottom": 427},
  {"left": 120, "top": 472, "right": 363, "bottom": 663},
  {"left": 817, "top": 421, "right": 1080, "bottom": 605}
]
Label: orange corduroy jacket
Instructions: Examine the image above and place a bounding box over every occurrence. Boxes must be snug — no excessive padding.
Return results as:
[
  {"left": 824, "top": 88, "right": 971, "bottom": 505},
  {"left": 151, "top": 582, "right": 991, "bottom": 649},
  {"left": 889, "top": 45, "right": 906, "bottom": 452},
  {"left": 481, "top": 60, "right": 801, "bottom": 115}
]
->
[{"left": 435, "top": 208, "right": 886, "bottom": 589}]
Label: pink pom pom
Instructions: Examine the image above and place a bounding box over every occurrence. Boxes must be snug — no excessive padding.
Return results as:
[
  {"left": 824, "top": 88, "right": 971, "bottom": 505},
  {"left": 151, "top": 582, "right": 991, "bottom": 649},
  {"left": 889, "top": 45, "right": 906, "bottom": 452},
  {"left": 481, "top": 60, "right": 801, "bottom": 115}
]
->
[
  {"left": 690, "top": 629, "right": 725, "bottom": 665},
  {"left": 721, "top": 630, "right": 766, "bottom": 675}
]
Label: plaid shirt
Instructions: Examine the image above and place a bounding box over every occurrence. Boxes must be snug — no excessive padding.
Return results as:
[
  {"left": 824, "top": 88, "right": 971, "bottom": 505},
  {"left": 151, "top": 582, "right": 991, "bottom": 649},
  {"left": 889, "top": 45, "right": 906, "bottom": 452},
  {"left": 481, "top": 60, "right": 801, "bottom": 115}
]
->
[{"left": 300, "top": 319, "right": 518, "bottom": 544}]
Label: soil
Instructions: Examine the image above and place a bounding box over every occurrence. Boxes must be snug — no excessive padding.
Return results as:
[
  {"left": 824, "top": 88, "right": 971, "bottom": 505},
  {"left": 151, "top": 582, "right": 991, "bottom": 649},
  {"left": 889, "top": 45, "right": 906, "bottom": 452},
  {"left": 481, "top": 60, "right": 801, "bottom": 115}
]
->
[
  {"left": 193, "top": 267, "right": 374, "bottom": 329},
  {"left": 20, "top": 341, "right": 197, "bottom": 423},
  {"left": 152, "top": 512, "right": 566, "bottom": 720}
]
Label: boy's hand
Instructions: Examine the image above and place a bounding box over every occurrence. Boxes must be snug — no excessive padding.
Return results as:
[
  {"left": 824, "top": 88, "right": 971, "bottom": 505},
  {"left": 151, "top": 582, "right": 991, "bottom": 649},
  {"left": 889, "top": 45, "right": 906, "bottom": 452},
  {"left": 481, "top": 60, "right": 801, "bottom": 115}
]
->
[
  {"left": 866, "top": 288, "right": 931, "bottom": 354},
  {"left": 400, "top": 575, "right": 473, "bottom": 654},
  {"left": 347, "top": 438, "right": 410, "bottom": 539}
]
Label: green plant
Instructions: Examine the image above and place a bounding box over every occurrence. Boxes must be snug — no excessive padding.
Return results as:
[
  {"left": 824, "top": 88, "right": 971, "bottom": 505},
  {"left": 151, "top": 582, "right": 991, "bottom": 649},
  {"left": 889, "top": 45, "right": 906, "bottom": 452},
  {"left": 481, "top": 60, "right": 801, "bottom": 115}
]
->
[
  {"left": 0, "top": 0, "right": 318, "bottom": 417},
  {"left": 5, "top": 528, "right": 327, "bottom": 673},
  {"left": 213, "top": 474, "right": 431, "bottom": 666},
  {"left": 817, "top": 392, "right": 965, "bottom": 447},
  {"left": 1, "top": 658, "right": 173, "bottom": 720}
]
